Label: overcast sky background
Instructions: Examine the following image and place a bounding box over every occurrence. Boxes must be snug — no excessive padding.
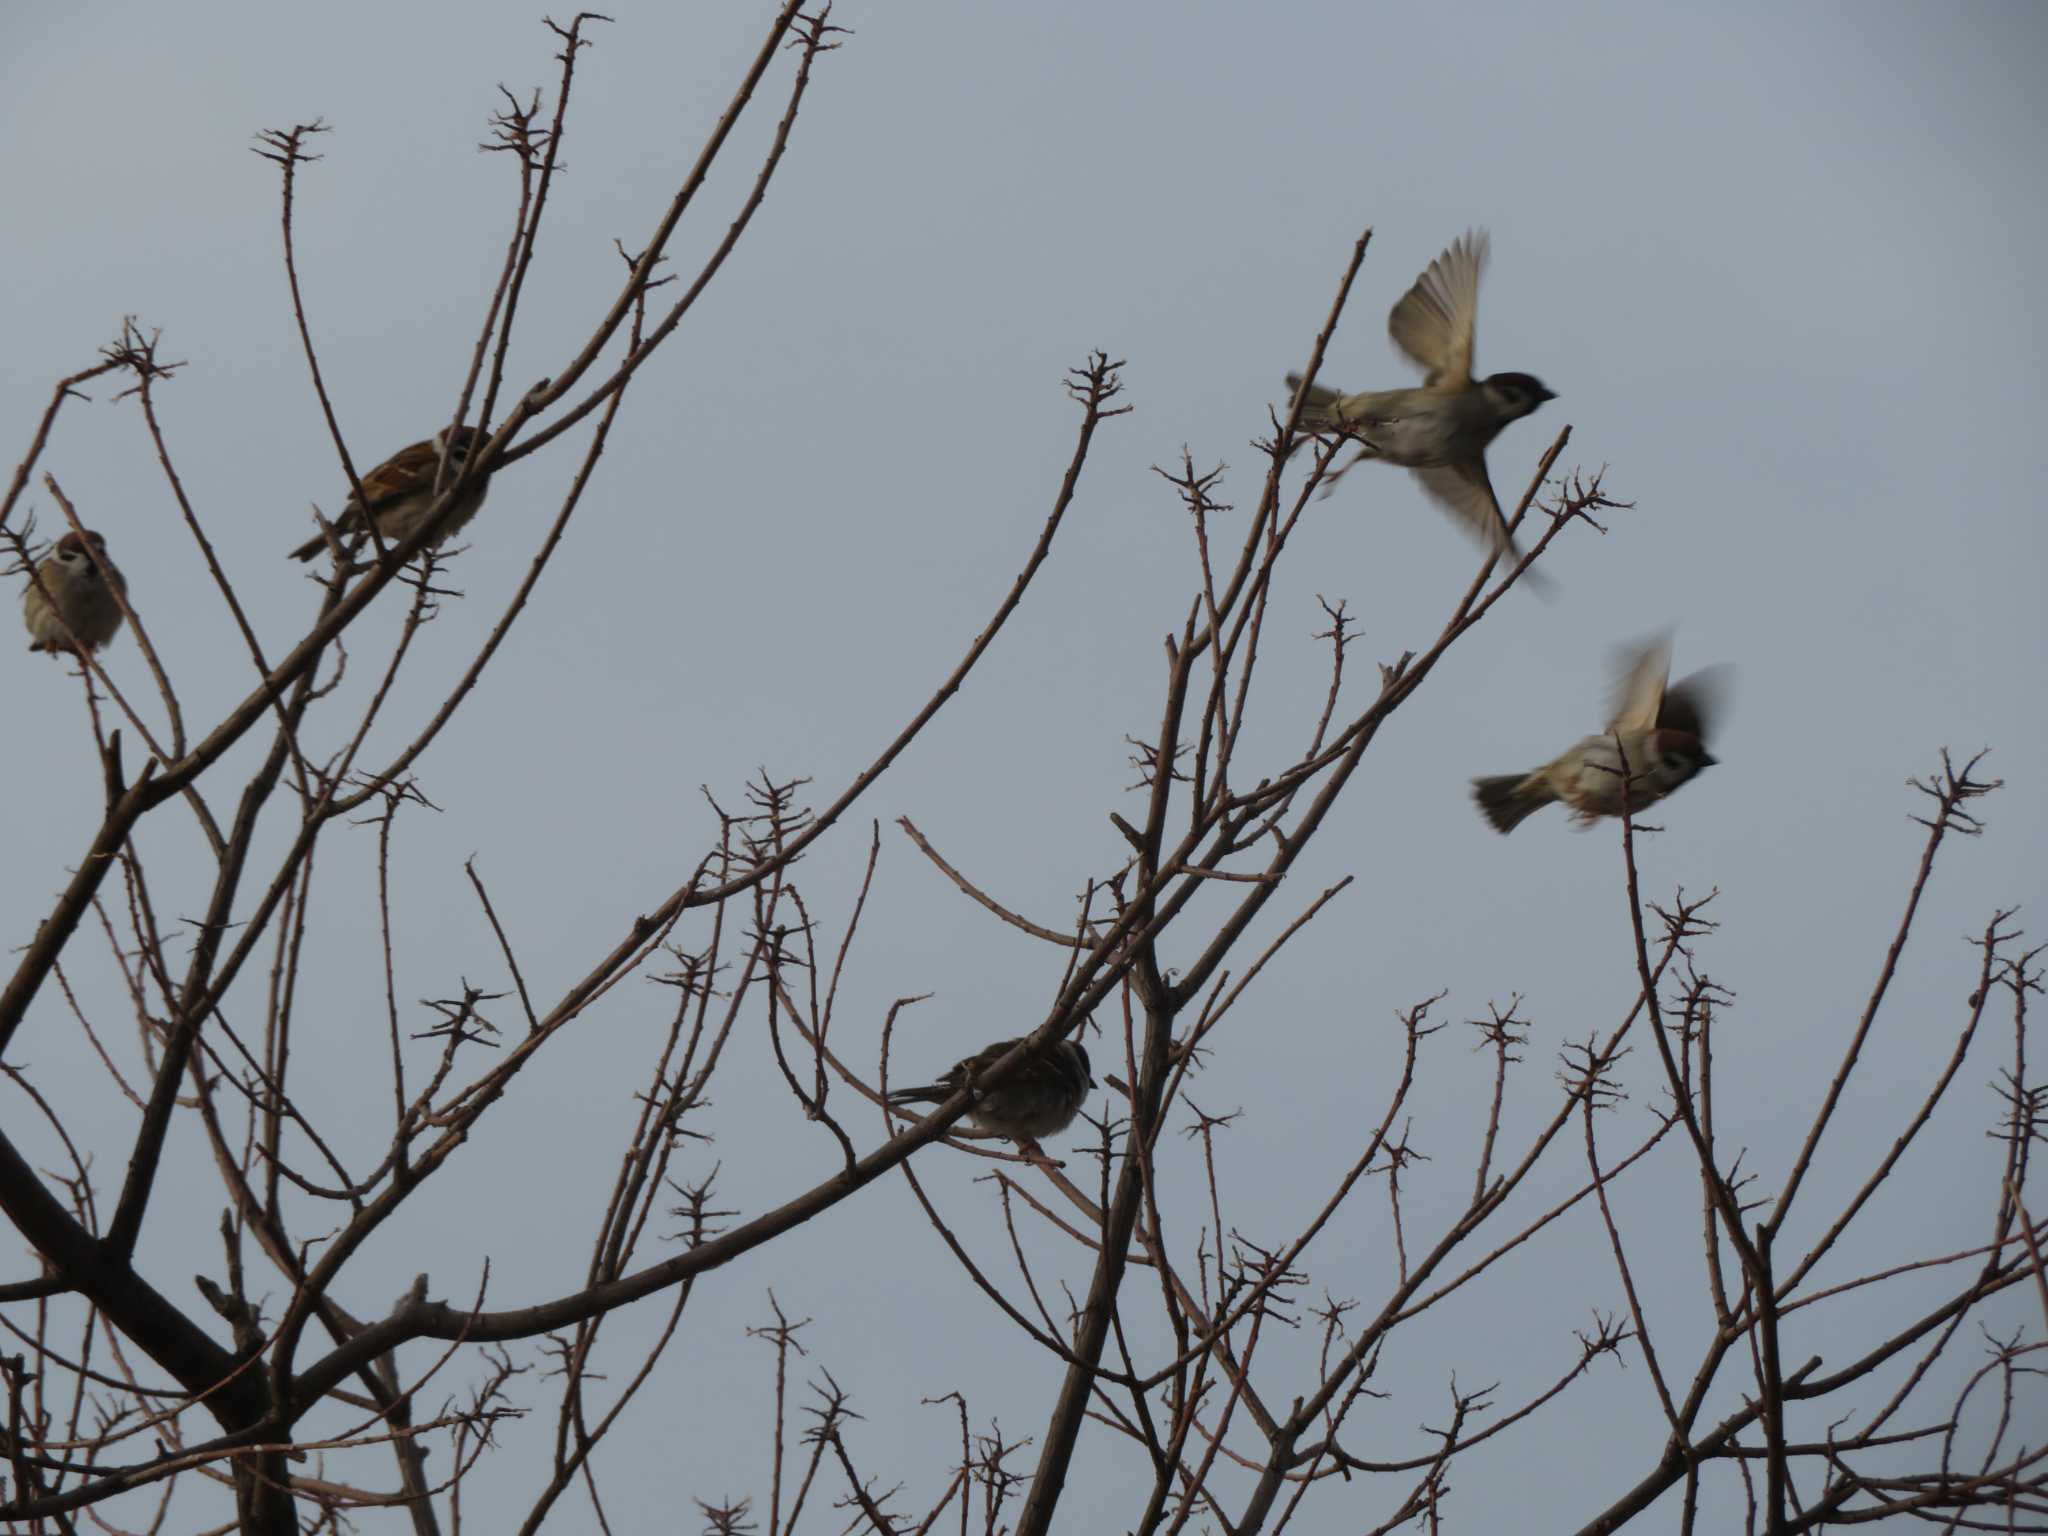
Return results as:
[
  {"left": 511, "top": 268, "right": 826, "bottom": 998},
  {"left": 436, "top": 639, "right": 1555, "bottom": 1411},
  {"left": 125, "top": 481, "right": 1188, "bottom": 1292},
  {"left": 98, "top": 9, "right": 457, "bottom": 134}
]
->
[{"left": 4, "top": 1, "right": 2045, "bottom": 1529}]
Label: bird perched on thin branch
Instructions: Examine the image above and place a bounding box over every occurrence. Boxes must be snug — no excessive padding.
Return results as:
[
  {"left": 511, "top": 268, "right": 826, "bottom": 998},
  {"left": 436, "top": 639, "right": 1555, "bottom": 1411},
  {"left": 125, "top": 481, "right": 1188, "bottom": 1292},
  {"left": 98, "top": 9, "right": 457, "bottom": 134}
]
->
[
  {"left": 289, "top": 425, "right": 490, "bottom": 562},
  {"left": 1285, "top": 231, "right": 1556, "bottom": 581},
  {"left": 1472, "top": 635, "right": 1729, "bottom": 833},
  {"left": 22, "top": 529, "right": 127, "bottom": 655},
  {"left": 887, "top": 1037, "right": 1094, "bottom": 1142}
]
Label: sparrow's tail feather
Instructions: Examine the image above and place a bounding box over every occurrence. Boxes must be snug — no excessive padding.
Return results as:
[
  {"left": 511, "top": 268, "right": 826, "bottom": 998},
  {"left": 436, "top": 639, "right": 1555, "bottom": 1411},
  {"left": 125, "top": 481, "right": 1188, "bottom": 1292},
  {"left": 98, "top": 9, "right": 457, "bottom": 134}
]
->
[
  {"left": 885, "top": 1085, "right": 947, "bottom": 1107},
  {"left": 1471, "top": 773, "right": 1549, "bottom": 834},
  {"left": 1282, "top": 373, "right": 1346, "bottom": 432},
  {"left": 1283, "top": 376, "right": 1382, "bottom": 499},
  {"left": 290, "top": 508, "right": 369, "bottom": 563}
]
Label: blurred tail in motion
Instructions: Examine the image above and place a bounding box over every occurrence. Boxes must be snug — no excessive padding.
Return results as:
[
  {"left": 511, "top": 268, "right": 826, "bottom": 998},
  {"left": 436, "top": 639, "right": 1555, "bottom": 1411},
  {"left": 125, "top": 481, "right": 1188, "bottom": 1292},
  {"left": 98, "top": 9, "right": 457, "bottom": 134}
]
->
[
  {"left": 1471, "top": 772, "right": 1549, "bottom": 834},
  {"left": 1282, "top": 372, "right": 1378, "bottom": 497},
  {"left": 1283, "top": 373, "right": 1357, "bottom": 436}
]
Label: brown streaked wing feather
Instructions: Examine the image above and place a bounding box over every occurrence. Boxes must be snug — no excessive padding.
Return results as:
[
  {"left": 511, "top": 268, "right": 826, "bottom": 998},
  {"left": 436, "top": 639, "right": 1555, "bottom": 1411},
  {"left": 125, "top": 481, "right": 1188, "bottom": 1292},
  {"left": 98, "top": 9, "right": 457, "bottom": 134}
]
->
[
  {"left": 1604, "top": 635, "right": 1673, "bottom": 733},
  {"left": 1388, "top": 230, "right": 1487, "bottom": 388},
  {"left": 353, "top": 438, "right": 441, "bottom": 511}
]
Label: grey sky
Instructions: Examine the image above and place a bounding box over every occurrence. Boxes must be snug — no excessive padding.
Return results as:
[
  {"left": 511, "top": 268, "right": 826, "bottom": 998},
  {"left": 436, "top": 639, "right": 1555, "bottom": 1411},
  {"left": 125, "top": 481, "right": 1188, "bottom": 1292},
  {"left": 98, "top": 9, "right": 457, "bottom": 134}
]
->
[{"left": 4, "top": 1, "right": 2044, "bottom": 1528}]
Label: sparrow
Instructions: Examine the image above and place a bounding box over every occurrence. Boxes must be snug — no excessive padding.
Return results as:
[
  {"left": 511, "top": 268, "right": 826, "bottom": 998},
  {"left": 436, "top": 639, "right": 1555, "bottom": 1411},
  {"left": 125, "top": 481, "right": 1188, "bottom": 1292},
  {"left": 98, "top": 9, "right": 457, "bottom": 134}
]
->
[
  {"left": 21, "top": 529, "right": 127, "bottom": 655},
  {"left": 887, "top": 1037, "right": 1095, "bottom": 1142},
  {"left": 1472, "top": 635, "right": 1729, "bottom": 833},
  {"left": 289, "top": 425, "right": 490, "bottom": 562},
  {"left": 1284, "top": 230, "right": 1556, "bottom": 576}
]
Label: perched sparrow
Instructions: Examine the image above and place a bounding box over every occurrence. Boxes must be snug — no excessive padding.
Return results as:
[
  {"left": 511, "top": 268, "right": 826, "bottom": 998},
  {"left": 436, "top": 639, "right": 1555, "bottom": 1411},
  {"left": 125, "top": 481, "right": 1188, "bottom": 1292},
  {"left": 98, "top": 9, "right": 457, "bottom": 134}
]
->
[
  {"left": 289, "top": 425, "right": 490, "bottom": 562},
  {"left": 22, "top": 529, "right": 127, "bottom": 655},
  {"left": 1285, "top": 231, "right": 1556, "bottom": 575},
  {"left": 887, "top": 1037, "right": 1095, "bottom": 1142},
  {"left": 1472, "top": 635, "right": 1729, "bottom": 833}
]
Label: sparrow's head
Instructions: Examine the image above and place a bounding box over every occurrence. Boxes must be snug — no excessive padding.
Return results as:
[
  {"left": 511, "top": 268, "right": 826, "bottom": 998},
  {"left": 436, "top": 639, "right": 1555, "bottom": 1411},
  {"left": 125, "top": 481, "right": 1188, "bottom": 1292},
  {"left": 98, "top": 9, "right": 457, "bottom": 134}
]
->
[
  {"left": 51, "top": 530, "right": 111, "bottom": 571},
  {"left": 436, "top": 425, "right": 485, "bottom": 459},
  {"left": 1656, "top": 731, "right": 1716, "bottom": 778},
  {"left": 1481, "top": 372, "right": 1556, "bottom": 421},
  {"left": 1069, "top": 1042, "right": 1094, "bottom": 1088}
]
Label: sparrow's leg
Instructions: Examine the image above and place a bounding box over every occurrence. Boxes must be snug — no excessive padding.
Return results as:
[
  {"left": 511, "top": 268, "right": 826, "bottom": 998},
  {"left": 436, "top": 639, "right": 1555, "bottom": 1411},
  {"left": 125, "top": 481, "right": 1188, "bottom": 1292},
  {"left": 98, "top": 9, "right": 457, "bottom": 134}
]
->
[{"left": 1317, "top": 443, "right": 1378, "bottom": 501}]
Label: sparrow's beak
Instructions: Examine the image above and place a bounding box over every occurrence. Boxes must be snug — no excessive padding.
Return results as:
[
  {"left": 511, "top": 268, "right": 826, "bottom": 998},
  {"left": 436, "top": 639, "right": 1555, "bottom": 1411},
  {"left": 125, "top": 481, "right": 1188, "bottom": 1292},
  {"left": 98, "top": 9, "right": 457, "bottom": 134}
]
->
[
  {"left": 1698, "top": 751, "right": 1719, "bottom": 768},
  {"left": 1538, "top": 385, "right": 1558, "bottom": 402}
]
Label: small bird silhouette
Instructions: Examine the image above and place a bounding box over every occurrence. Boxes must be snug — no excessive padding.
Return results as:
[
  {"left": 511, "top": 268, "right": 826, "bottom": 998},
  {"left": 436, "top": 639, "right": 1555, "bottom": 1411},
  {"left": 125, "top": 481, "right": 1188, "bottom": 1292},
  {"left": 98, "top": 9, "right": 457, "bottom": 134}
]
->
[
  {"left": 1472, "top": 635, "right": 1730, "bottom": 833},
  {"left": 887, "top": 1037, "right": 1094, "bottom": 1141},
  {"left": 1286, "top": 231, "right": 1556, "bottom": 582},
  {"left": 290, "top": 426, "right": 490, "bottom": 562},
  {"left": 22, "top": 529, "right": 127, "bottom": 655}
]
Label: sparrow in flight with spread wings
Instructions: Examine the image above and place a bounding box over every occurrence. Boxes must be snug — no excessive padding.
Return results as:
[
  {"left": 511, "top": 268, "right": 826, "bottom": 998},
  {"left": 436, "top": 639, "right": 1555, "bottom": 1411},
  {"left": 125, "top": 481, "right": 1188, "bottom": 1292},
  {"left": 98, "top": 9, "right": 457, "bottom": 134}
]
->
[
  {"left": 1472, "top": 634, "right": 1729, "bottom": 833},
  {"left": 1286, "top": 231, "right": 1556, "bottom": 584}
]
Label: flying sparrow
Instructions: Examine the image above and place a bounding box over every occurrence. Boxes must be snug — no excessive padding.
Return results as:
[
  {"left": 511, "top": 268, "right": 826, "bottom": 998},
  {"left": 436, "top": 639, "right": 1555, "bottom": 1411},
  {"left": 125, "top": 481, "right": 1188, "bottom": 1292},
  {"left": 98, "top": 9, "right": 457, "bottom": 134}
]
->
[
  {"left": 1472, "top": 635, "right": 1728, "bottom": 833},
  {"left": 1285, "top": 231, "right": 1556, "bottom": 576},
  {"left": 22, "top": 529, "right": 127, "bottom": 655},
  {"left": 289, "top": 425, "right": 490, "bottom": 562},
  {"left": 887, "top": 1037, "right": 1095, "bottom": 1142}
]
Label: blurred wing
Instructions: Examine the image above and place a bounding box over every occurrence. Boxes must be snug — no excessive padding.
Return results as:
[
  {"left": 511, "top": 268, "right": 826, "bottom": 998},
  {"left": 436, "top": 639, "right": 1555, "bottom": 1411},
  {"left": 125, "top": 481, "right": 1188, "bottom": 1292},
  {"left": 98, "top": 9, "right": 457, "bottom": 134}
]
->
[
  {"left": 1660, "top": 665, "right": 1734, "bottom": 741},
  {"left": 1388, "top": 230, "right": 1487, "bottom": 388},
  {"left": 1605, "top": 634, "right": 1673, "bottom": 733},
  {"left": 1410, "top": 459, "right": 1513, "bottom": 555}
]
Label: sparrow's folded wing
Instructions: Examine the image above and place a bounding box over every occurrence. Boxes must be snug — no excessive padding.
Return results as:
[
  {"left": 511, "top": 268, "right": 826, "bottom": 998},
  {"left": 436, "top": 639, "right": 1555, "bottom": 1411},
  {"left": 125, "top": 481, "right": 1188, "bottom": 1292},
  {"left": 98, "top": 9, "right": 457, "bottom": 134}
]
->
[
  {"left": 957, "top": 1037, "right": 1030, "bottom": 1084},
  {"left": 1605, "top": 635, "right": 1674, "bottom": 733},
  {"left": 352, "top": 439, "right": 443, "bottom": 512},
  {"left": 1388, "top": 230, "right": 1487, "bottom": 389},
  {"left": 1660, "top": 665, "right": 1734, "bottom": 741}
]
